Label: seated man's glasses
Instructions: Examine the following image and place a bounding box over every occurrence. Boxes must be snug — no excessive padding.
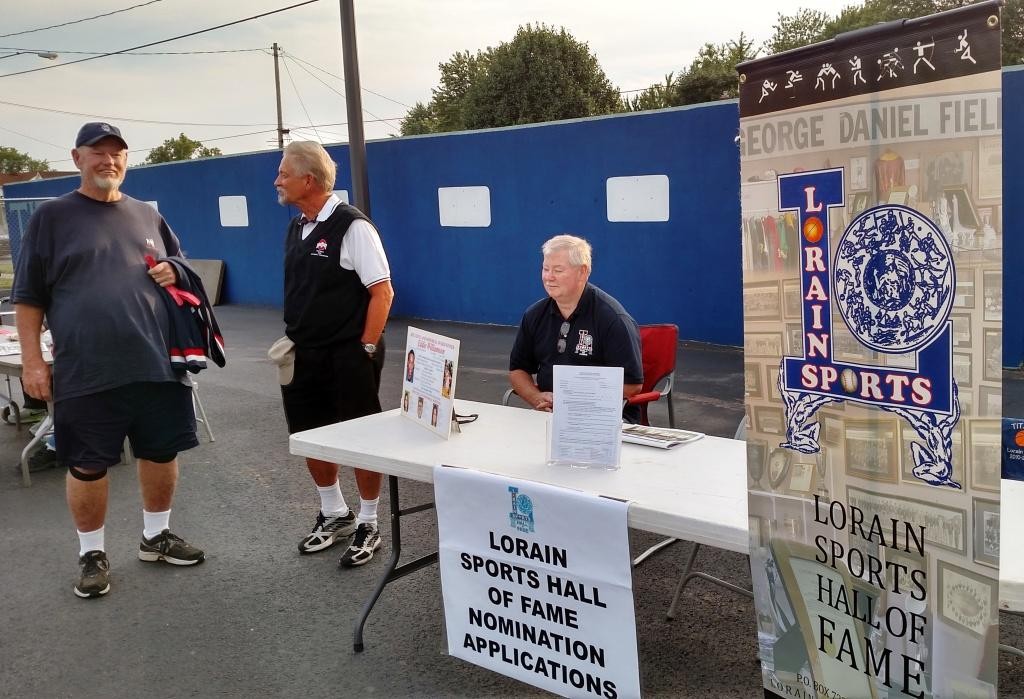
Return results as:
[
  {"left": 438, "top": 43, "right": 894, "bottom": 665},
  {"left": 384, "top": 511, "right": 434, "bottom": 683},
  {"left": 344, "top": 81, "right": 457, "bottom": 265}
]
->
[{"left": 556, "top": 321, "right": 571, "bottom": 354}]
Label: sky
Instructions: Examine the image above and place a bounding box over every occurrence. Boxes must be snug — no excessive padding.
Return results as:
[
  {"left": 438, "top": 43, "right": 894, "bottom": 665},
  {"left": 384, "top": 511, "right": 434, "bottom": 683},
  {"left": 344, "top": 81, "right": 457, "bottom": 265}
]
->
[{"left": 0, "top": 0, "right": 856, "bottom": 169}]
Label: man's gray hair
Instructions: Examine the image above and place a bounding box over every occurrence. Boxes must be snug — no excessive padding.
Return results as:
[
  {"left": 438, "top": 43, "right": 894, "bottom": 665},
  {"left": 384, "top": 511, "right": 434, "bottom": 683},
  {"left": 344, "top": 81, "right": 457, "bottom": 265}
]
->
[
  {"left": 542, "top": 234, "right": 592, "bottom": 268},
  {"left": 283, "top": 141, "right": 337, "bottom": 192}
]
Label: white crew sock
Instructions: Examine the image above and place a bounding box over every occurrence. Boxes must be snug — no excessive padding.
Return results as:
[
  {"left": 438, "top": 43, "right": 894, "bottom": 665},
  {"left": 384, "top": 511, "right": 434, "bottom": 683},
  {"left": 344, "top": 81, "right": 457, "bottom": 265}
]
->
[
  {"left": 143, "top": 509, "right": 171, "bottom": 540},
  {"left": 356, "top": 497, "right": 379, "bottom": 526},
  {"left": 317, "top": 481, "right": 349, "bottom": 517},
  {"left": 78, "top": 526, "right": 105, "bottom": 556}
]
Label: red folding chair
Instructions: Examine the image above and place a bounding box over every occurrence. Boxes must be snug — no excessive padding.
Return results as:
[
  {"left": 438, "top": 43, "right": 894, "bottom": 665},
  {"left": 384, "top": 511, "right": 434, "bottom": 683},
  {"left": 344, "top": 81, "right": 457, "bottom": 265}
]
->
[{"left": 625, "top": 323, "right": 678, "bottom": 427}]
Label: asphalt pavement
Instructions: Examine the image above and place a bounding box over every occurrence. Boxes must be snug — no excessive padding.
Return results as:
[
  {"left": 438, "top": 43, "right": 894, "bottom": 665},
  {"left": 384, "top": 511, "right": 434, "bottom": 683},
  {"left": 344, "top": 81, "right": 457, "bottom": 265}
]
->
[{"left": 1, "top": 305, "right": 1023, "bottom": 698}]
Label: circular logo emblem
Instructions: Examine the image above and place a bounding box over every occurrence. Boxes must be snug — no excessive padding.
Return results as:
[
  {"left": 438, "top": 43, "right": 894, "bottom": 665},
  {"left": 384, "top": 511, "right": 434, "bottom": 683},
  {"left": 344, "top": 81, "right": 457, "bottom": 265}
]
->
[
  {"left": 833, "top": 205, "right": 954, "bottom": 353},
  {"left": 515, "top": 493, "right": 533, "bottom": 516}
]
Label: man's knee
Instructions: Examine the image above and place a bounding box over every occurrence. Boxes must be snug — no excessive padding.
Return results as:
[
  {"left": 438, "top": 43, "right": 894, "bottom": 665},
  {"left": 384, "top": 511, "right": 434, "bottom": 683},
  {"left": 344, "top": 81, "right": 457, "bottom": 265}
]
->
[
  {"left": 138, "top": 452, "right": 178, "bottom": 465},
  {"left": 68, "top": 465, "right": 107, "bottom": 482}
]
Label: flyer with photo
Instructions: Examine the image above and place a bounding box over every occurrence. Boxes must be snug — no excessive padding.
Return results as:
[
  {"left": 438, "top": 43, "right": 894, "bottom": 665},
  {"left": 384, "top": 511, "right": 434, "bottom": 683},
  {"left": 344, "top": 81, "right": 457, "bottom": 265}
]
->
[{"left": 401, "top": 326, "right": 460, "bottom": 439}]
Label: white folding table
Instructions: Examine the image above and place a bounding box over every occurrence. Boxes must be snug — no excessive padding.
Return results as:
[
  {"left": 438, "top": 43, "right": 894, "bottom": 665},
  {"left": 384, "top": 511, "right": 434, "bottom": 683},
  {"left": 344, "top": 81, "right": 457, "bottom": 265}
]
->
[
  {"left": 290, "top": 399, "right": 748, "bottom": 651},
  {"left": 291, "top": 398, "right": 1024, "bottom": 655},
  {"left": 0, "top": 350, "right": 54, "bottom": 487}
]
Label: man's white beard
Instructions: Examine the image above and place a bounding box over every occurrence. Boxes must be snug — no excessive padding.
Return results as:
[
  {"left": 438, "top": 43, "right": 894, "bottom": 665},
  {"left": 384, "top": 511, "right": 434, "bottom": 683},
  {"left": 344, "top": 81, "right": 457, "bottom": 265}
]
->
[{"left": 92, "top": 174, "right": 121, "bottom": 192}]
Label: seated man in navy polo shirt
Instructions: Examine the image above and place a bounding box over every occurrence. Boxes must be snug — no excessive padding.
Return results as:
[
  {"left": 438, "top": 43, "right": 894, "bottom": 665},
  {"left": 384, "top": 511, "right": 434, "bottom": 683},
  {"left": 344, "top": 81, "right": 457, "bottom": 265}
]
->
[{"left": 508, "top": 234, "right": 644, "bottom": 422}]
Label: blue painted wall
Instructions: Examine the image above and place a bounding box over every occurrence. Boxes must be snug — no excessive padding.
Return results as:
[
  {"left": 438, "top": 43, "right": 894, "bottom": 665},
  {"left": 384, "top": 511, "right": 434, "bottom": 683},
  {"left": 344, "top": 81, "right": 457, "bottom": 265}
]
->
[{"left": 7, "top": 69, "right": 1021, "bottom": 362}]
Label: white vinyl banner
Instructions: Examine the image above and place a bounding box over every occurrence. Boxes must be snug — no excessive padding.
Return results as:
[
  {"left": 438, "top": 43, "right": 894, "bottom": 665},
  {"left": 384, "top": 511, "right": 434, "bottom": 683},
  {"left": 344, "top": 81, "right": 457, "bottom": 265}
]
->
[{"left": 434, "top": 466, "right": 639, "bottom": 698}]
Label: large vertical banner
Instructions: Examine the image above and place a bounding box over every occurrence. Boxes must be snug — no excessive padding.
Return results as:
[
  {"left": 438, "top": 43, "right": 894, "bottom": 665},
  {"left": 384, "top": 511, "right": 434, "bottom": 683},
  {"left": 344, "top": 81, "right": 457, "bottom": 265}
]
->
[{"left": 739, "top": 3, "right": 1003, "bottom": 698}]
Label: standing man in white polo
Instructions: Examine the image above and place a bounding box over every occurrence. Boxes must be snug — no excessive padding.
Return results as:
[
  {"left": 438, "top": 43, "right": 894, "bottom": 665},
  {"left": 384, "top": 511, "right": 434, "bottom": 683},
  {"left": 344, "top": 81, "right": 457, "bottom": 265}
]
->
[{"left": 273, "top": 141, "right": 394, "bottom": 567}]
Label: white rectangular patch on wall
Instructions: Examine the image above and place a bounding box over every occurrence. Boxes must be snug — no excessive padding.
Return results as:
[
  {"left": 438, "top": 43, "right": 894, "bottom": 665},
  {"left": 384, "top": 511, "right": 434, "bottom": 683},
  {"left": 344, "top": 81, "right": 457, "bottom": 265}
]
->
[
  {"left": 438, "top": 186, "right": 491, "bottom": 227},
  {"left": 333, "top": 190, "right": 349, "bottom": 204},
  {"left": 218, "top": 195, "right": 249, "bottom": 227},
  {"left": 606, "top": 175, "right": 670, "bottom": 222}
]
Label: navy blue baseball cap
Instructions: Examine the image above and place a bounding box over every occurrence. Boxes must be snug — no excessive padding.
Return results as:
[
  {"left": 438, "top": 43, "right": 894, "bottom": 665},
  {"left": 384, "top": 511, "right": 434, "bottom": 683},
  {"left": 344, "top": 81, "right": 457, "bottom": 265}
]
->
[{"left": 75, "top": 122, "right": 127, "bottom": 149}]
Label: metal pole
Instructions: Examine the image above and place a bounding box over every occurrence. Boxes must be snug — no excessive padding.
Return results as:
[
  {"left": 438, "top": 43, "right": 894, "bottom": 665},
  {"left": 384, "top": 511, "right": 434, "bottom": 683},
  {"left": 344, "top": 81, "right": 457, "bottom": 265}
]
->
[
  {"left": 339, "top": 0, "right": 370, "bottom": 216},
  {"left": 272, "top": 42, "right": 285, "bottom": 150}
]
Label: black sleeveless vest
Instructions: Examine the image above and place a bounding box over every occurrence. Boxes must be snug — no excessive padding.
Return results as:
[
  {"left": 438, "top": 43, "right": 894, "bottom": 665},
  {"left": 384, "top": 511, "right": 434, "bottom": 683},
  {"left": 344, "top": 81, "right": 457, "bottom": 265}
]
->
[{"left": 283, "top": 203, "right": 370, "bottom": 348}]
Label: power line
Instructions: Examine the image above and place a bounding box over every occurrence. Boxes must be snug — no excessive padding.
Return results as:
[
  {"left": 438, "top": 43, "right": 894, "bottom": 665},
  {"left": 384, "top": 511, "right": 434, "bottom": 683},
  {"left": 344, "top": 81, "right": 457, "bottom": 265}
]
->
[
  {"left": 25, "top": 115, "right": 406, "bottom": 166},
  {"left": 0, "top": 46, "right": 268, "bottom": 56},
  {"left": 0, "top": 0, "right": 164, "bottom": 40},
  {"left": 280, "top": 55, "right": 322, "bottom": 142},
  {"left": 0, "top": 124, "right": 66, "bottom": 152},
  {"left": 289, "top": 126, "right": 348, "bottom": 142},
  {"left": 0, "top": 96, "right": 278, "bottom": 127},
  {"left": 0, "top": 87, "right": 405, "bottom": 131},
  {"left": 195, "top": 128, "right": 281, "bottom": 144},
  {"left": 46, "top": 127, "right": 283, "bottom": 165},
  {"left": 281, "top": 50, "right": 412, "bottom": 109},
  {"left": 0, "top": 0, "right": 322, "bottom": 80},
  {"left": 312, "top": 117, "right": 404, "bottom": 128},
  {"left": 282, "top": 55, "right": 401, "bottom": 136}
]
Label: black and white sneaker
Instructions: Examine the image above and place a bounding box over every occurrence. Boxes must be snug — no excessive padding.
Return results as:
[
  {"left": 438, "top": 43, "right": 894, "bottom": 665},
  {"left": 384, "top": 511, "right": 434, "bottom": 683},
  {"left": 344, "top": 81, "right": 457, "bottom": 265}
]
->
[
  {"left": 298, "top": 510, "right": 356, "bottom": 554},
  {"left": 138, "top": 529, "right": 205, "bottom": 566},
  {"left": 339, "top": 522, "right": 381, "bottom": 567},
  {"left": 75, "top": 550, "right": 111, "bottom": 599}
]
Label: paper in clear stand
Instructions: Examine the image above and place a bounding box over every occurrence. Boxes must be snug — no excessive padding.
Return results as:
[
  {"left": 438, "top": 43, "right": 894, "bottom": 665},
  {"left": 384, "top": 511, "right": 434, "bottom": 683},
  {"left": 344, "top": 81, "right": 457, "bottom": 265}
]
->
[
  {"left": 548, "top": 364, "right": 623, "bottom": 469},
  {"left": 400, "top": 326, "right": 460, "bottom": 439}
]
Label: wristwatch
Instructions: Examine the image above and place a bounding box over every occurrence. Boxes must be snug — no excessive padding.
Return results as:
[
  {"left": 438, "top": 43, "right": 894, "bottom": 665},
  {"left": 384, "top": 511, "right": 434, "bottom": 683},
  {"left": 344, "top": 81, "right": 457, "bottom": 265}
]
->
[{"left": 362, "top": 342, "right": 377, "bottom": 356}]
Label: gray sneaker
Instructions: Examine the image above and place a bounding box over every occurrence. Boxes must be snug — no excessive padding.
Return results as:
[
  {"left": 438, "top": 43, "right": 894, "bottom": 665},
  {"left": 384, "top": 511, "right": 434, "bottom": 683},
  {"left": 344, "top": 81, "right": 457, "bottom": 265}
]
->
[
  {"left": 339, "top": 523, "right": 381, "bottom": 567},
  {"left": 75, "top": 550, "right": 111, "bottom": 599},
  {"left": 298, "top": 510, "right": 357, "bottom": 554},
  {"left": 138, "top": 529, "right": 205, "bottom": 566}
]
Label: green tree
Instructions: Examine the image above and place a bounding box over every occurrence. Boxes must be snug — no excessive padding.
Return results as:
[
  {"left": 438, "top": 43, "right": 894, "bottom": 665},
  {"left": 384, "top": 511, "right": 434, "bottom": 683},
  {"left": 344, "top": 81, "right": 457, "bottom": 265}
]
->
[
  {"left": 1003, "top": 0, "right": 1024, "bottom": 65},
  {"left": 433, "top": 49, "right": 489, "bottom": 131},
  {"left": 625, "top": 73, "right": 677, "bottom": 111},
  {"left": 625, "top": 34, "right": 758, "bottom": 110},
  {"left": 769, "top": 0, "right": 1021, "bottom": 66},
  {"left": 767, "top": 8, "right": 831, "bottom": 54},
  {"left": 399, "top": 102, "right": 439, "bottom": 136},
  {"left": 145, "top": 133, "right": 222, "bottom": 164},
  {"left": 400, "top": 24, "right": 620, "bottom": 135},
  {"left": 677, "top": 34, "right": 759, "bottom": 104},
  {"left": 0, "top": 146, "right": 50, "bottom": 174}
]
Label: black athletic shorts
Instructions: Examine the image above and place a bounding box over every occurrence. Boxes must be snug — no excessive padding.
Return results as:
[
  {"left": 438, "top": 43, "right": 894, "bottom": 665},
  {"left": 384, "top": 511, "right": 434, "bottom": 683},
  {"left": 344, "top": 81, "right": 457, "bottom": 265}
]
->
[
  {"left": 282, "top": 337, "right": 385, "bottom": 435},
  {"left": 55, "top": 381, "right": 199, "bottom": 470}
]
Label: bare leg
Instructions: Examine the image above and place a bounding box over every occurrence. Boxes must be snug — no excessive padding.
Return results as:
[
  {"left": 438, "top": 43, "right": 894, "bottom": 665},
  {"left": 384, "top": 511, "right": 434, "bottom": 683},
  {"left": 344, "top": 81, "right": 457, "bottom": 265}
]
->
[
  {"left": 353, "top": 468, "right": 382, "bottom": 500},
  {"left": 138, "top": 458, "right": 178, "bottom": 512},
  {"left": 66, "top": 472, "right": 108, "bottom": 532},
  {"left": 306, "top": 457, "right": 340, "bottom": 487}
]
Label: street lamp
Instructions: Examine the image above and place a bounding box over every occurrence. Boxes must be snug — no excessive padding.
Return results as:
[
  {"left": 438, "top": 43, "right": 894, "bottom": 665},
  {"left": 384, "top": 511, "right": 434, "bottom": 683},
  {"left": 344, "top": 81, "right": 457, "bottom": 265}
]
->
[{"left": 0, "top": 51, "right": 58, "bottom": 61}]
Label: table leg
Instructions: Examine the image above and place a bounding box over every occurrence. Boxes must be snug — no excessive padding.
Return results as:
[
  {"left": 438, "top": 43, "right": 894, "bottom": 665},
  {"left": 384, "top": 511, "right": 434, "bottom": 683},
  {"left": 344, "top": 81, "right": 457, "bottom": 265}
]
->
[
  {"left": 666, "top": 543, "right": 753, "bottom": 620},
  {"left": 1000, "top": 643, "right": 1024, "bottom": 659},
  {"left": 632, "top": 537, "right": 679, "bottom": 567},
  {"left": 0, "top": 376, "right": 21, "bottom": 431},
  {"left": 1001, "top": 609, "right": 1024, "bottom": 658},
  {"left": 19, "top": 410, "right": 52, "bottom": 487},
  {"left": 352, "top": 474, "right": 439, "bottom": 652}
]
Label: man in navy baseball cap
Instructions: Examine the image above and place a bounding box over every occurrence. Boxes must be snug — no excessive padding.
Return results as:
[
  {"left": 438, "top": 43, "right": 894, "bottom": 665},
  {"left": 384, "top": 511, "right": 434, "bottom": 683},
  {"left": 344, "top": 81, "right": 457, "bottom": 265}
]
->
[
  {"left": 75, "top": 122, "right": 127, "bottom": 149},
  {"left": 12, "top": 117, "right": 208, "bottom": 599}
]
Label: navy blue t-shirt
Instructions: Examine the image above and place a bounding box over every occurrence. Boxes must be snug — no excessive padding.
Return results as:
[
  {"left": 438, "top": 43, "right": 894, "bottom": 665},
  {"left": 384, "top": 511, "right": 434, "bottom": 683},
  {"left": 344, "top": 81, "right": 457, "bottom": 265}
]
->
[
  {"left": 12, "top": 191, "right": 181, "bottom": 401},
  {"left": 509, "top": 283, "right": 643, "bottom": 422}
]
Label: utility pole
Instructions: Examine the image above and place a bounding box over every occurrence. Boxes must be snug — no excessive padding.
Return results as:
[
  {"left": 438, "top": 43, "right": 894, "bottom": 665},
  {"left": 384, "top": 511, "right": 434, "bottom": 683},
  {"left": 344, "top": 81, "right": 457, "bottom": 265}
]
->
[
  {"left": 272, "top": 42, "right": 285, "bottom": 150},
  {"left": 339, "top": 0, "right": 370, "bottom": 215}
]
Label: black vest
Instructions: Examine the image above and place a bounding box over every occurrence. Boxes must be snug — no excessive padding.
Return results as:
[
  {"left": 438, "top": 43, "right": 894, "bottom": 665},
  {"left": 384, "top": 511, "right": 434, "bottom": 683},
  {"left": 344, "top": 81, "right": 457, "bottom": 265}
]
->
[{"left": 284, "top": 203, "right": 371, "bottom": 348}]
